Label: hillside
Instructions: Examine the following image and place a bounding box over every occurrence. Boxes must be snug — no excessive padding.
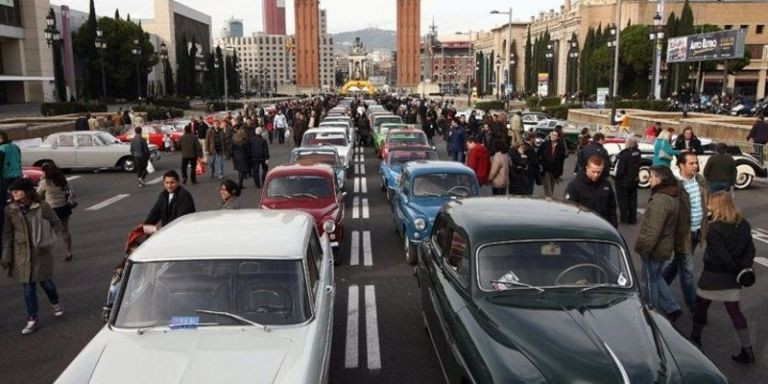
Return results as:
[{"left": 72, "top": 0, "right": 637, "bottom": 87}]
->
[{"left": 332, "top": 28, "right": 397, "bottom": 53}]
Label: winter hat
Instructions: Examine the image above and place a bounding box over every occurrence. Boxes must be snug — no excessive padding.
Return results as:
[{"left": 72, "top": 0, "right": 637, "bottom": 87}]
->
[{"left": 8, "top": 178, "right": 34, "bottom": 193}]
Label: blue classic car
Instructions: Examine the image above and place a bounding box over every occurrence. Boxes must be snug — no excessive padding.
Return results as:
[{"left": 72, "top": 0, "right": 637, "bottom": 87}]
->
[
  {"left": 379, "top": 147, "right": 438, "bottom": 202},
  {"left": 392, "top": 161, "right": 479, "bottom": 264}
]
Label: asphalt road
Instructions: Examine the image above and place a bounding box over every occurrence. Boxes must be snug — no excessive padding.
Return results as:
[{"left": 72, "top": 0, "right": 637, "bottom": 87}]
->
[{"left": 0, "top": 135, "right": 766, "bottom": 384}]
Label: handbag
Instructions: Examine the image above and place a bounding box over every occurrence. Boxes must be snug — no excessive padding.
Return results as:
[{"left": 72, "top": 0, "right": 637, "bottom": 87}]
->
[
  {"left": 737, "top": 267, "right": 756, "bottom": 287},
  {"left": 65, "top": 184, "right": 78, "bottom": 209},
  {"left": 30, "top": 208, "right": 57, "bottom": 249},
  {"left": 195, "top": 157, "right": 206, "bottom": 176},
  {"left": 146, "top": 160, "right": 156, "bottom": 174}
]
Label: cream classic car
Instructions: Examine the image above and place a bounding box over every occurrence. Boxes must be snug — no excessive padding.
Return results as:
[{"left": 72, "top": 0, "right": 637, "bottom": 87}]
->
[
  {"left": 22, "top": 131, "right": 160, "bottom": 172},
  {"left": 56, "top": 210, "right": 335, "bottom": 384}
]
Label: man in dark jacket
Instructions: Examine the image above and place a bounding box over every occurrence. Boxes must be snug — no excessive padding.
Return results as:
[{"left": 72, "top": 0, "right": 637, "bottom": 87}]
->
[
  {"left": 74, "top": 114, "right": 89, "bottom": 131},
  {"left": 179, "top": 126, "right": 203, "bottom": 184},
  {"left": 537, "top": 130, "right": 566, "bottom": 198},
  {"left": 422, "top": 115, "right": 437, "bottom": 146},
  {"left": 673, "top": 126, "right": 702, "bottom": 154},
  {"left": 613, "top": 138, "right": 642, "bottom": 224},
  {"left": 130, "top": 127, "right": 150, "bottom": 187},
  {"left": 703, "top": 143, "right": 736, "bottom": 192},
  {"left": 575, "top": 132, "right": 610, "bottom": 179},
  {"left": 522, "top": 132, "right": 540, "bottom": 194},
  {"left": 249, "top": 127, "right": 270, "bottom": 188},
  {"left": 145, "top": 170, "right": 196, "bottom": 227},
  {"left": 564, "top": 155, "right": 618, "bottom": 227}
]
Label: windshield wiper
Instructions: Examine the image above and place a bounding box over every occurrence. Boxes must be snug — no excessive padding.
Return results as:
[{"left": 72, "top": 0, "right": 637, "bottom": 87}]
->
[
  {"left": 292, "top": 193, "right": 319, "bottom": 199},
  {"left": 490, "top": 280, "right": 545, "bottom": 292},
  {"left": 579, "top": 284, "right": 624, "bottom": 293},
  {"left": 196, "top": 309, "right": 269, "bottom": 332},
  {"left": 271, "top": 194, "right": 293, "bottom": 199}
]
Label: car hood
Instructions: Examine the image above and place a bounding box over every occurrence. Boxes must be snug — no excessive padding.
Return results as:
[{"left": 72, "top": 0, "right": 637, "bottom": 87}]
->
[
  {"left": 56, "top": 329, "right": 294, "bottom": 384},
  {"left": 479, "top": 294, "right": 672, "bottom": 383},
  {"left": 262, "top": 199, "right": 338, "bottom": 222},
  {"left": 408, "top": 196, "right": 451, "bottom": 219}
]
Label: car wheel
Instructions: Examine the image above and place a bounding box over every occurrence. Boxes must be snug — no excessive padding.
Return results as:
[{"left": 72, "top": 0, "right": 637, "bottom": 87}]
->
[
  {"left": 405, "top": 236, "right": 418, "bottom": 265},
  {"left": 735, "top": 165, "right": 754, "bottom": 190},
  {"left": 120, "top": 157, "right": 136, "bottom": 172},
  {"left": 638, "top": 166, "right": 651, "bottom": 188}
]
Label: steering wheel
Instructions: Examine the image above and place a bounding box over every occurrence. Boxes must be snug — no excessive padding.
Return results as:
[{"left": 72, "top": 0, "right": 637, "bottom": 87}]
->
[
  {"left": 554, "top": 263, "right": 608, "bottom": 285},
  {"left": 446, "top": 185, "right": 471, "bottom": 196}
]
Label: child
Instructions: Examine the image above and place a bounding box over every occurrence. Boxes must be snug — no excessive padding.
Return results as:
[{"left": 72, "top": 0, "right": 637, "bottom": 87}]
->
[{"left": 164, "top": 133, "right": 174, "bottom": 154}]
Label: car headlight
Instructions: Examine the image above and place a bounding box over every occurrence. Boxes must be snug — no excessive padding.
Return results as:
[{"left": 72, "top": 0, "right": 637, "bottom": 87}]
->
[
  {"left": 414, "top": 218, "right": 426, "bottom": 231},
  {"left": 323, "top": 220, "right": 336, "bottom": 234}
]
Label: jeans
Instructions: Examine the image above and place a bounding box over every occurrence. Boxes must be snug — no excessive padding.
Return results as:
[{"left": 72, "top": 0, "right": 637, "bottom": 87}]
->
[
  {"left": 210, "top": 153, "right": 225, "bottom": 178},
  {"left": 662, "top": 230, "right": 700, "bottom": 310},
  {"left": 542, "top": 172, "right": 557, "bottom": 198},
  {"left": 709, "top": 181, "right": 731, "bottom": 193},
  {"left": 23, "top": 280, "right": 59, "bottom": 319},
  {"left": 276, "top": 128, "right": 286, "bottom": 144},
  {"left": 181, "top": 157, "right": 197, "bottom": 183},
  {"left": 644, "top": 259, "right": 681, "bottom": 314}
]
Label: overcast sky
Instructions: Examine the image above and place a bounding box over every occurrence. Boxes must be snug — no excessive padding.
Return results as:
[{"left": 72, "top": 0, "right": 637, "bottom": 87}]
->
[{"left": 54, "top": 0, "right": 564, "bottom": 37}]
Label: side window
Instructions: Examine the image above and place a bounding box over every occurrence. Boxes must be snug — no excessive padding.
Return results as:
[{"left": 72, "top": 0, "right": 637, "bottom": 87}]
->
[
  {"left": 58, "top": 135, "right": 74, "bottom": 147},
  {"left": 433, "top": 214, "right": 452, "bottom": 256},
  {"left": 447, "top": 231, "right": 471, "bottom": 287},
  {"left": 76, "top": 135, "right": 93, "bottom": 147},
  {"left": 306, "top": 243, "right": 319, "bottom": 297},
  {"left": 401, "top": 174, "right": 410, "bottom": 195},
  {"left": 309, "top": 229, "right": 323, "bottom": 272}
]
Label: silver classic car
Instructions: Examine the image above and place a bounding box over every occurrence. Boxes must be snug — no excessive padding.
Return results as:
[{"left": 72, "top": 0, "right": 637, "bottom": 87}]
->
[
  {"left": 56, "top": 210, "right": 335, "bottom": 384},
  {"left": 22, "top": 131, "right": 159, "bottom": 172}
]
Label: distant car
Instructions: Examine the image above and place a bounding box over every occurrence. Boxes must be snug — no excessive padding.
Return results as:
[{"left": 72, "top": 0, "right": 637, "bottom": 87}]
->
[
  {"left": 374, "top": 123, "right": 409, "bottom": 154},
  {"left": 416, "top": 197, "right": 727, "bottom": 384},
  {"left": 290, "top": 147, "right": 347, "bottom": 190},
  {"left": 57, "top": 210, "right": 335, "bottom": 384},
  {"left": 391, "top": 161, "right": 479, "bottom": 264},
  {"left": 261, "top": 164, "right": 346, "bottom": 265},
  {"left": 379, "top": 147, "right": 438, "bottom": 202},
  {"left": 531, "top": 119, "right": 580, "bottom": 151},
  {"left": 23, "top": 131, "right": 160, "bottom": 172},
  {"left": 380, "top": 128, "right": 430, "bottom": 160},
  {"left": 521, "top": 112, "right": 550, "bottom": 131},
  {"left": 301, "top": 128, "right": 353, "bottom": 172},
  {"left": 604, "top": 139, "right": 767, "bottom": 189},
  {"left": 118, "top": 122, "right": 185, "bottom": 150},
  {"left": 371, "top": 114, "right": 403, "bottom": 135},
  {"left": 318, "top": 121, "right": 356, "bottom": 146}
]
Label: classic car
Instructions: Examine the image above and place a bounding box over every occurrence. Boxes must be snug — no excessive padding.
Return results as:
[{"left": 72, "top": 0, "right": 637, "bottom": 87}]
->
[
  {"left": 416, "top": 197, "right": 727, "bottom": 384},
  {"left": 23, "top": 131, "right": 160, "bottom": 172},
  {"left": 379, "top": 147, "right": 438, "bottom": 201},
  {"left": 22, "top": 166, "right": 44, "bottom": 185},
  {"left": 373, "top": 122, "right": 409, "bottom": 154},
  {"left": 261, "top": 165, "right": 345, "bottom": 265},
  {"left": 521, "top": 112, "right": 550, "bottom": 132},
  {"left": 530, "top": 118, "right": 581, "bottom": 151},
  {"left": 392, "top": 161, "right": 479, "bottom": 264},
  {"left": 380, "top": 128, "right": 430, "bottom": 160},
  {"left": 57, "top": 210, "right": 335, "bottom": 384},
  {"left": 372, "top": 114, "right": 403, "bottom": 134},
  {"left": 118, "top": 121, "right": 185, "bottom": 150},
  {"left": 301, "top": 128, "right": 353, "bottom": 172},
  {"left": 290, "top": 147, "right": 347, "bottom": 190},
  {"left": 604, "top": 139, "right": 767, "bottom": 189},
  {"left": 319, "top": 121, "right": 356, "bottom": 146}
]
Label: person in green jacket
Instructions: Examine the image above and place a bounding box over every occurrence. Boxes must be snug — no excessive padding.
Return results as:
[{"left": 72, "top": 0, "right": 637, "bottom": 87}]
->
[
  {"left": 652, "top": 130, "right": 681, "bottom": 167},
  {"left": 0, "top": 131, "right": 22, "bottom": 223}
]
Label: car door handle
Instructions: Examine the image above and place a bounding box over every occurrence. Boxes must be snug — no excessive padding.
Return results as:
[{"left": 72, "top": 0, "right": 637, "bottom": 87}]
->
[{"left": 324, "top": 285, "right": 334, "bottom": 294}]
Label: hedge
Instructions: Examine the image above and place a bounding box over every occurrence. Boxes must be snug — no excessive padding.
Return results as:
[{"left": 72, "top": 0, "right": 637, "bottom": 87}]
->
[
  {"left": 541, "top": 103, "right": 582, "bottom": 120},
  {"left": 526, "top": 96, "right": 561, "bottom": 108},
  {"left": 207, "top": 101, "right": 245, "bottom": 112},
  {"left": 132, "top": 106, "right": 184, "bottom": 122},
  {"left": 154, "top": 97, "right": 190, "bottom": 110},
  {"left": 41, "top": 102, "right": 107, "bottom": 116},
  {"left": 608, "top": 99, "right": 670, "bottom": 111},
  {"left": 474, "top": 100, "right": 505, "bottom": 111}
]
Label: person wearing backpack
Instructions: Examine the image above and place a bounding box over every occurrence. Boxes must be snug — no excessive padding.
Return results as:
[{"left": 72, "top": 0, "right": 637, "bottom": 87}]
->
[{"left": 36, "top": 163, "right": 74, "bottom": 261}]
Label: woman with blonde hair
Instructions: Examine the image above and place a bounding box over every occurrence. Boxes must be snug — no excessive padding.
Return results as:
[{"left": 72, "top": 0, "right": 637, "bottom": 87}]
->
[
  {"left": 690, "top": 192, "right": 756, "bottom": 364},
  {"left": 652, "top": 129, "right": 680, "bottom": 167}
]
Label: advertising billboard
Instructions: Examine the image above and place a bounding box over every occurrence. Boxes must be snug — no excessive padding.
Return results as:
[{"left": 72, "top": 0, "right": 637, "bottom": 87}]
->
[{"left": 667, "top": 29, "right": 746, "bottom": 63}]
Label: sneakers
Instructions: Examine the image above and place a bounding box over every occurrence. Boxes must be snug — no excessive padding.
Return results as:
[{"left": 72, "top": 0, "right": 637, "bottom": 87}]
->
[
  {"left": 53, "top": 304, "right": 63, "bottom": 318},
  {"left": 138, "top": 178, "right": 146, "bottom": 187},
  {"left": 21, "top": 319, "right": 38, "bottom": 335}
]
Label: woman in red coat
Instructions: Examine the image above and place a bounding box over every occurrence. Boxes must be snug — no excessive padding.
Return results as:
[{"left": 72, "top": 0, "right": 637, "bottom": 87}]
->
[{"left": 466, "top": 137, "right": 490, "bottom": 186}]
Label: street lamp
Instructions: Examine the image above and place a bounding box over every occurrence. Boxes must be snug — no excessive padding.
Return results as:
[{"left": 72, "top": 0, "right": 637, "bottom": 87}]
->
[
  {"left": 491, "top": 7, "right": 512, "bottom": 110},
  {"left": 545, "top": 42, "right": 554, "bottom": 97},
  {"left": 650, "top": 12, "right": 665, "bottom": 100},
  {"left": 509, "top": 52, "right": 516, "bottom": 97},
  {"left": 568, "top": 35, "right": 580, "bottom": 95},
  {"left": 131, "top": 39, "right": 142, "bottom": 100},
  {"left": 44, "top": 8, "right": 65, "bottom": 101},
  {"left": 455, "top": 30, "right": 474, "bottom": 105},
  {"left": 495, "top": 56, "right": 501, "bottom": 99},
  {"left": 608, "top": 27, "right": 618, "bottom": 122},
  {"left": 158, "top": 42, "right": 168, "bottom": 96},
  {"left": 95, "top": 28, "right": 107, "bottom": 98},
  {"left": 213, "top": 59, "right": 220, "bottom": 100}
]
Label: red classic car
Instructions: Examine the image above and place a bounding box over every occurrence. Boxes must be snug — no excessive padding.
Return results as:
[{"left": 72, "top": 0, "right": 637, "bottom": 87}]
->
[
  {"left": 22, "top": 166, "right": 43, "bottom": 185},
  {"left": 260, "top": 164, "right": 345, "bottom": 265},
  {"left": 380, "top": 128, "right": 430, "bottom": 159},
  {"left": 117, "top": 120, "right": 187, "bottom": 150}
]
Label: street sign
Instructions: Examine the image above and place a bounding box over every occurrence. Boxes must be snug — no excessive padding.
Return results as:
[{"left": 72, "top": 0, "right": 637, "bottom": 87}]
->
[
  {"left": 596, "top": 87, "right": 610, "bottom": 108},
  {"left": 667, "top": 29, "right": 746, "bottom": 63}
]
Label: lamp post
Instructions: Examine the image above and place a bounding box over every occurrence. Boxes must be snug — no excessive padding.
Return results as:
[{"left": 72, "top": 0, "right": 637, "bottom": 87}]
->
[
  {"left": 455, "top": 30, "right": 474, "bottom": 106},
  {"left": 650, "top": 12, "right": 665, "bottom": 100},
  {"left": 94, "top": 28, "right": 107, "bottom": 98},
  {"left": 495, "top": 56, "right": 501, "bottom": 99},
  {"left": 608, "top": 28, "right": 618, "bottom": 122},
  {"left": 568, "top": 36, "right": 580, "bottom": 95},
  {"left": 545, "top": 43, "right": 554, "bottom": 97},
  {"left": 44, "top": 8, "right": 65, "bottom": 101},
  {"left": 158, "top": 42, "right": 168, "bottom": 96},
  {"left": 509, "top": 52, "right": 516, "bottom": 98},
  {"left": 221, "top": 45, "right": 234, "bottom": 110},
  {"left": 213, "top": 59, "right": 220, "bottom": 100},
  {"left": 491, "top": 7, "right": 512, "bottom": 109},
  {"left": 131, "top": 39, "right": 142, "bottom": 100}
]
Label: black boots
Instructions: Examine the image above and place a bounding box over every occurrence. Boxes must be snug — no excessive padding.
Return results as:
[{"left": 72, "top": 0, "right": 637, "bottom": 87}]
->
[
  {"left": 732, "top": 347, "right": 755, "bottom": 364},
  {"left": 689, "top": 323, "right": 704, "bottom": 348}
]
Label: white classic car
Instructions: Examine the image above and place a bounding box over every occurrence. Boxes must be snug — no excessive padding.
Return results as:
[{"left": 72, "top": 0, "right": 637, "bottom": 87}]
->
[
  {"left": 301, "top": 127, "right": 353, "bottom": 172},
  {"left": 22, "top": 131, "right": 160, "bottom": 172},
  {"left": 56, "top": 210, "right": 335, "bottom": 384}
]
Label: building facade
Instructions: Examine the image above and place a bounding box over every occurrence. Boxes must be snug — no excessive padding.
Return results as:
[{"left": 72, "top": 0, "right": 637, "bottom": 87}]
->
[
  {"left": 423, "top": 35, "right": 477, "bottom": 95},
  {"left": 263, "top": 0, "right": 286, "bottom": 35},
  {"left": 222, "top": 17, "right": 243, "bottom": 38},
  {"left": 474, "top": 22, "right": 529, "bottom": 97}
]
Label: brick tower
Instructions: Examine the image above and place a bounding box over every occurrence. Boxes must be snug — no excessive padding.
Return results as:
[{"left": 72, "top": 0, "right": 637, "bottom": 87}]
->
[
  {"left": 295, "top": 0, "right": 320, "bottom": 89},
  {"left": 396, "top": 0, "right": 421, "bottom": 89}
]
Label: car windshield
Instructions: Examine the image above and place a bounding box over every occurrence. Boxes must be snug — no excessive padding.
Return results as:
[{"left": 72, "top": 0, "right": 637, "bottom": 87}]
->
[
  {"left": 477, "top": 241, "right": 632, "bottom": 292},
  {"left": 293, "top": 153, "right": 338, "bottom": 166},
  {"left": 268, "top": 175, "right": 332, "bottom": 198},
  {"left": 114, "top": 259, "right": 311, "bottom": 328},
  {"left": 302, "top": 133, "right": 347, "bottom": 147},
  {"left": 376, "top": 117, "right": 402, "bottom": 127},
  {"left": 388, "top": 133, "right": 428, "bottom": 146},
  {"left": 412, "top": 173, "right": 476, "bottom": 197},
  {"left": 389, "top": 150, "right": 437, "bottom": 165},
  {"left": 96, "top": 132, "right": 119, "bottom": 145}
]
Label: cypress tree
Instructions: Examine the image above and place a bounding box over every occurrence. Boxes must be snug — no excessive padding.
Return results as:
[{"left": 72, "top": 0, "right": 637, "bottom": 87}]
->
[
  {"left": 114, "top": 9, "right": 120, "bottom": 20},
  {"left": 524, "top": 26, "right": 532, "bottom": 93}
]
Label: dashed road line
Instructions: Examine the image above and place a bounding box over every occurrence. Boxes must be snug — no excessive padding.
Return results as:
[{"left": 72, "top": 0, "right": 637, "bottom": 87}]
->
[
  {"left": 363, "top": 231, "right": 372, "bottom": 266},
  {"left": 755, "top": 257, "right": 768, "bottom": 268},
  {"left": 362, "top": 198, "right": 370, "bottom": 219},
  {"left": 146, "top": 176, "right": 163, "bottom": 185},
  {"left": 345, "top": 285, "right": 360, "bottom": 368},
  {"left": 65, "top": 175, "right": 81, "bottom": 182},
  {"left": 85, "top": 194, "right": 129, "bottom": 211},
  {"left": 353, "top": 196, "right": 360, "bottom": 219},
  {"left": 365, "top": 285, "right": 382, "bottom": 371},
  {"left": 354, "top": 178, "right": 360, "bottom": 194},
  {"left": 350, "top": 231, "right": 360, "bottom": 266},
  {"left": 358, "top": 177, "right": 368, "bottom": 194}
]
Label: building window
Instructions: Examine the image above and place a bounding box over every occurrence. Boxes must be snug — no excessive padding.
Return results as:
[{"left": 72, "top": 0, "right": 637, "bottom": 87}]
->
[
  {"left": 758, "top": 25, "right": 765, "bottom": 34},
  {"left": 740, "top": 25, "right": 748, "bottom": 31},
  {"left": 724, "top": 25, "right": 732, "bottom": 30}
]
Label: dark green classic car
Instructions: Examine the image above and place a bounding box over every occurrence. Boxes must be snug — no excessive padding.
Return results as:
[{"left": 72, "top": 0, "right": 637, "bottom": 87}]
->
[{"left": 415, "top": 197, "right": 727, "bottom": 384}]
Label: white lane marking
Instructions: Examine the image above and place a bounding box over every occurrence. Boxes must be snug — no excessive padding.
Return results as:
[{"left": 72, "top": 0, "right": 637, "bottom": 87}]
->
[
  {"left": 356, "top": 164, "right": 364, "bottom": 175},
  {"left": 365, "top": 285, "right": 382, "bottom": 371},
  {"left": 755, "top": 257, "right": 768, "bottom": 268},
  {"left": 146, "top": 176, "right": 163, "bottom": 185},
  {"left": 65, "top": 175, "right": 81, "bottom": 181},
  {"left": 363, "top": 231, "right": 373, "bottom": 266},
  {"left": 350, "top": 231, "right": 360, "bottom": 266},
  {"left": 753, "top": 228, "right": 768, "bottom": 235},
  {"left": 751, "top": 230, "right": 768, "bottom": 245},
  {"left": 355, "top": 155, "right": 363, "bottom": 163},
  {"left": 362, "top": 198, "right": 370, "bottom": 218},
  {"left": 85, "top": 194, "right": 129, "bottom": 211},
  {"left": 354, "top": 177, "right": 360, "bottom": 194},
  {"left": 361, "top": 177, "right": 368, "bottom": 194},
  {"left": 637, "top": 208, "right": 646, "bottom": 215},
  {"left": 352, "top": 196, "right": 360, "bottom": 219},
  {"left": 344, "top": 285, "right": 359, "bottom": 369}
]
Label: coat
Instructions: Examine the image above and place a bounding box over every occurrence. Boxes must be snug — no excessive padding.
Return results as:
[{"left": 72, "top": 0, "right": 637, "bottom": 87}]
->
[
  {"left": 564, "top": 170, "right": 618, "bottom": 227},
  {"left": 703, "top": 153, "right": 736, "bottom": 185},
  {"left": 698, "top": 220, "right": 755, "bottom": 291},
  {"left": 652, "top": 138, "right": 680, "bottom": 167},
  {"left": 448, "top": 126, "right": 467, "bottom": 154},
  {"left": 130, "top": 135, "right": 150, "bottom": 159},
  {"left": 676, "top": 174, "right": 710, "bottom": 254},
  {"left": 230, "top": 140, "right": 251, "bottom": 173},
  {"left": 36, "top": 179, "right": 67, "bottom": 209},
  {"left": 205, "top": 128, "right": 230, "bottom": 156},
  {"left": 179, "top": 133, "right": 203, "bottom": 159},
  {"left": 220, "top": 196, "right": 242, "bottom": 210},
  {"left": 575, "top": 142, "right": 610, "bottom": 178},
  {"left": 507, "top": 150, "right": 529, "bottom": 195},
  {"left": 634, "top": 186, "right": 680, "bottom": 262},
  {"left": 248, "top": 135, "right": 270, "bottom": 161},
  {"left": 466, "top": 144, "right": 490, "bottom": 185},
  {"left": 538, "top": 138, "right": 566, "bottom": 178},
  {"left": 145, "top": 187, "right": 196, "bottom": 227},
  {"left": 673, "top": 136, "right": 703, "bottom": 154},
  {"left": 2, "top": 201, "right": 63, "bottom": 283},
  {"left": 487, "top": 151, "right": 510, "bottom": 189},
  {"left": 613, "top": 147, "right": 642, "bottom": 188}
]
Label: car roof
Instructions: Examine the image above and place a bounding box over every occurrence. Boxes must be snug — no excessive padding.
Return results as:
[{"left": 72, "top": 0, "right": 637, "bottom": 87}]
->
[
  {"left": 292, "top": 146, "right": 339, "bottom": 154},
  {"left": 267, "top": 164, "right": 335, "bottom": 178},
  {"left": 402, "top": 160, "right": 475, "bottom": 176},
  {"left": 443, "top": 197, "right": 624, "bottom": 245},
  {"left": 130, "top": 210, "right": 313, "bottom": 262},
  {"left": 306, "top": 127, "right": 346, "bottom": 134}
]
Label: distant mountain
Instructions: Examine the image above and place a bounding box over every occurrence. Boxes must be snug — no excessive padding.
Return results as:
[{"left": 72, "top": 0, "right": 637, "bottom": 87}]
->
[{"left": 331, "top": 28, "right": 397, "bottom": 54}]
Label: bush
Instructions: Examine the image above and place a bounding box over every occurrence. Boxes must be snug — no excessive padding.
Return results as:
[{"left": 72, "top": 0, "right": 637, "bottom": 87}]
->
[
  {"left": 133, "top": 106, "right": 184, "bottom": 122},
  {"left": 608, "top": 99, "right": 670, "bottom": 111},
  {"left": 526, "top": 96, "right": 561, "bottom": 108},
  {"left": 541, "top": 103, "right": 582, "bottom": 120},
  {"left": 474, "top": 100, "right": 506, "bottom": 111},
  {"left": 207, "top": 101, "right": 244, "bottom": 112},
  {"left": 41, "top": 102, "right": 107, "bottom": 116},
  {"left": 154, "top": 97, "right": 190, "bottom": 110}
]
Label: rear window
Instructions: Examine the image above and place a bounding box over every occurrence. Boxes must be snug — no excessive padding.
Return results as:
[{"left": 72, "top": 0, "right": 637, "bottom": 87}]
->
[
  {"left": 389, "top": 150, "right": 437, "bottom": 165},
  {"left": 268, "top": 175, "right": 333, "bottom": 198}
]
